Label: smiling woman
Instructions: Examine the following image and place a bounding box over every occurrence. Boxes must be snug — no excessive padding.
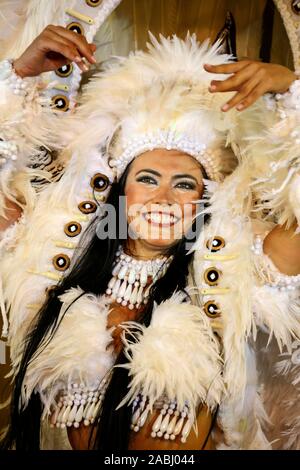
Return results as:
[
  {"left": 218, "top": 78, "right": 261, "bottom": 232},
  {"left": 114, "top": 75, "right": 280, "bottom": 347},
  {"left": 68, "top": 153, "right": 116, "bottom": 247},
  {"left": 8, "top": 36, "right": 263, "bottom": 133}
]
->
[
  {"left": 64, "top": 149, "right": 211, "bottom": 450},
  {"left": 125, "top": 150, "right": 205, "bottom": 256},
  {"left": 1, "top": 29, "right": 300, "bottom": 452}
]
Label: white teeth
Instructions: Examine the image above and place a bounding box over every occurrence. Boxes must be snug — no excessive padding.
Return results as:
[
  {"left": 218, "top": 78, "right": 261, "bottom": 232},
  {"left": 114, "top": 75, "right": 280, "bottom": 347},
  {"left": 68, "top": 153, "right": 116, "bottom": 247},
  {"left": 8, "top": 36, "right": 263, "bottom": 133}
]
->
[
  {"left": 144, "top": 213, "right": 177, "bottom": 224},
  {"left": 162, "top": 213, "right": 174, "bottom": 224}
]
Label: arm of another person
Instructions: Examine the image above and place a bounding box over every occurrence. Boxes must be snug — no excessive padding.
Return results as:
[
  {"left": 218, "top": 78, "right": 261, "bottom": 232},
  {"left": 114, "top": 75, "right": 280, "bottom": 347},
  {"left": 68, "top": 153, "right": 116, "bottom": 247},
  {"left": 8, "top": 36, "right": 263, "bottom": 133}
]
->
[
  {"left": 204, "top": 60, "right": 300, "bottom": 275},
  {"left": 0, "top": 26, "right": 97, "bottom": 216},
  {"left": 0, "top": 197, "right": 22, "bottom": 233},
  {"left": 263, "top": 222, "right": 300, "bottom": 276},
  {"left": 204, "top": 60, "right": 297, "bottom": 111}
]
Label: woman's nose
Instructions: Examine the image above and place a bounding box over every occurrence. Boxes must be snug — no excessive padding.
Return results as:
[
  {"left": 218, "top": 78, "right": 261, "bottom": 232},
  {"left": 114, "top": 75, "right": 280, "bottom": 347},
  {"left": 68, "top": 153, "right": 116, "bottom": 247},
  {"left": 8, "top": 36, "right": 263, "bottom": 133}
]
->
[{"left": 152, "top": 184, "right": 175, "bottom": 205}]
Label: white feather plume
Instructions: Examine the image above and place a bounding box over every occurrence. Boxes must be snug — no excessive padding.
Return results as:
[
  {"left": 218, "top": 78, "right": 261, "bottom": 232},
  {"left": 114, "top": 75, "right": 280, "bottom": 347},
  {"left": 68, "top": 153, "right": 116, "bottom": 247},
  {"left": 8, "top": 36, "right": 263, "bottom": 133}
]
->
[
  {"left": 1, "top": 146, "right": 112, "bottom": 365},
  {"left": 22, "top": 287, "right": 114, "bottom": 412},
  {"left": 65, "top": 33, "right": 238, "bottom": 180},
  {"left": 117, "top": 293, "right": 223, "bottom": 416}
]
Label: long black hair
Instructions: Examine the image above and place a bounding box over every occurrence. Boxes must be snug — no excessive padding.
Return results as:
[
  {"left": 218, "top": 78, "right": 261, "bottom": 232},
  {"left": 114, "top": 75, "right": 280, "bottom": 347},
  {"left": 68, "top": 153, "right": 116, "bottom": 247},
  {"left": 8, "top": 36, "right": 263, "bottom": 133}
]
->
[{"left": 1, "top": 162, "right": 206, "bottom": 451}]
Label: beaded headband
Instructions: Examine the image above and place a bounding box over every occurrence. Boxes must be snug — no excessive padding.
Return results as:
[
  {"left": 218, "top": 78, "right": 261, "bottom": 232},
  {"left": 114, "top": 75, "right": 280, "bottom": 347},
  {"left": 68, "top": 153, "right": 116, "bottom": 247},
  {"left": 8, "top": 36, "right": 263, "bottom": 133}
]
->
[{"left": 109, "top": 129, "right": 222, "bottom": 181}]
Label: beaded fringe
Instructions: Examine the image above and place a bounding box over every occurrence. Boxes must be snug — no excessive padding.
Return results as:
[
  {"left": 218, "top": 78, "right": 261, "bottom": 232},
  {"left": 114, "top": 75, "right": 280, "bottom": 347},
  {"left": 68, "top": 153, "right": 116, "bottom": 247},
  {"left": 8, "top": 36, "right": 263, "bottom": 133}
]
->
[
  {"left": 130, "top": 394, "right": 194, "bottom": 443},
  {"left": 50, "top": 384, "right": 195, "bottom": 442},
  {"left": 50, "top": 379, "right": 109, "bottom": 429}
]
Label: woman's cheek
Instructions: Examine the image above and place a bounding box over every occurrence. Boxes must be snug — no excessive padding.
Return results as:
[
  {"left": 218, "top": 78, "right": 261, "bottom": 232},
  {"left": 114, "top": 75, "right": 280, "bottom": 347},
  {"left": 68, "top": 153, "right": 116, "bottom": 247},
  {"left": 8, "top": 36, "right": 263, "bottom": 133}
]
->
[{"left": 126, "top": 184, "right": 149, "bottom": 207}]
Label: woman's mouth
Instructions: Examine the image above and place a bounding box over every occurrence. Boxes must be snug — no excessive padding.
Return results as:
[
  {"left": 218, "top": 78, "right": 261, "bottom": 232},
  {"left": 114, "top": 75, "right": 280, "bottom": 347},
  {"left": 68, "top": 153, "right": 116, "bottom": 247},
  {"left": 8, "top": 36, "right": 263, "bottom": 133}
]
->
[{"left": 142, "top": 212, "right": 180, "bottom": 227}]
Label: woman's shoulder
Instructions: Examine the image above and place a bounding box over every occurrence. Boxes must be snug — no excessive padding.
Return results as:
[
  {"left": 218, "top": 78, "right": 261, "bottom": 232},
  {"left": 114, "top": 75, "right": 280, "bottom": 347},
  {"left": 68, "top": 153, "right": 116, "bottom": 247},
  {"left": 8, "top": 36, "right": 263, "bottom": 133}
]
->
[{"left": 263, "top": 222, "right": 300, "bottom": 276}]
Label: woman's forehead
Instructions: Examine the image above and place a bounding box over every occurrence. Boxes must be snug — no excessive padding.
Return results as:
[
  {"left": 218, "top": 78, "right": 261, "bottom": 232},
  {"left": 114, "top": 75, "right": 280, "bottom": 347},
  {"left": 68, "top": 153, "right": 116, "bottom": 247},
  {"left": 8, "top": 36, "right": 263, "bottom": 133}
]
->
[{"left": 130, "top": 149, "right": 201, "bottom": 174}]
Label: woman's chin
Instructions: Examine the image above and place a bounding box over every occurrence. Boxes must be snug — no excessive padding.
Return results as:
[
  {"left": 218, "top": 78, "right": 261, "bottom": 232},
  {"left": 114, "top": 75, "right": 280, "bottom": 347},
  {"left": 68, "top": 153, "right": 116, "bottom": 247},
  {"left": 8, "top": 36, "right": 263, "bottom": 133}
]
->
[
  {"left": 145, "top": 238, "right": 177, "bottom": 249},
  {"left": 134, "top": 232, "right": 183, "bottom": 250}
]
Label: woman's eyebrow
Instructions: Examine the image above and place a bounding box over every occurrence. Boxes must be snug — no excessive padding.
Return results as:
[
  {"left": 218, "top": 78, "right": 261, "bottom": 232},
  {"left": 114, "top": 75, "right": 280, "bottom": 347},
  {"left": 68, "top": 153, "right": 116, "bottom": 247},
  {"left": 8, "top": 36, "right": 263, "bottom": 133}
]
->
[
  {"left": 172, "top": 174, "right": 199, "bottom": 183},
  {"left": 135, "top": 169, "right": 161, "bottom": 177},
  {"left": 135, "top": 170, "right": 200, "bottom": 183}
]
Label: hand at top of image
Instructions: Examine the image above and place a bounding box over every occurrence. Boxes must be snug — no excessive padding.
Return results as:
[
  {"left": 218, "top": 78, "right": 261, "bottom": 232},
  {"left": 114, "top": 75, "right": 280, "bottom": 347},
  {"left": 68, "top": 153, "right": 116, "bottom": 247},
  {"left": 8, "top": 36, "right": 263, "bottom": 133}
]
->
[
  {"left": 204, "top": 60, "right": 297, "bottom": 112},
  {"left": 13, "top": 24, "right": 97, "bottom": 78}
]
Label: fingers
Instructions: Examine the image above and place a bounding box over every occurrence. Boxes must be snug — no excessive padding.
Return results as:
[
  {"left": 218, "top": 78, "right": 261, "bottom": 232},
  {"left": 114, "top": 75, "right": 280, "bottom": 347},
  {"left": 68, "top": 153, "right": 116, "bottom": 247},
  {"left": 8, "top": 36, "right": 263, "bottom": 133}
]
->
[
  {"left": 41, "top": 33, "right": 86, "bottom": 72},
  {"left": 209, "top": 64, "right": 255, "bottom": 93},
  {"left": 206, "top": 61, "right": 271, "bottom": 112},
  {"left": 90, "top": 43, "right": 97, "bottom": 54},
  {"left": 204, "top": 61, "right": 250, "bottom": 75},
  {"left": 233, "top": 84, "right": 267, "bottom": 111},
  {"left": 41, "top": 27, "right": 96, "bottom": 72},
  {"left": 47, "top": 25, "right": 96, "bottom": 65},
  {"left": 222, "top": 79, "right": 266, "bottom": 112},
  {"left": 40, "top": 35, "right": 80, "bottom": 64}
]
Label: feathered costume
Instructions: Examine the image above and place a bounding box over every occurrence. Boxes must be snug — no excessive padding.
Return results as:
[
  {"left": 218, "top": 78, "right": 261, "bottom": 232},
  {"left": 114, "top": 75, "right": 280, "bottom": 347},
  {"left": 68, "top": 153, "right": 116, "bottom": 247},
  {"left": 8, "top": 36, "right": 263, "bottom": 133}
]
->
[{"left": 0, "top": 0, "right": 300, "bottom": 450}]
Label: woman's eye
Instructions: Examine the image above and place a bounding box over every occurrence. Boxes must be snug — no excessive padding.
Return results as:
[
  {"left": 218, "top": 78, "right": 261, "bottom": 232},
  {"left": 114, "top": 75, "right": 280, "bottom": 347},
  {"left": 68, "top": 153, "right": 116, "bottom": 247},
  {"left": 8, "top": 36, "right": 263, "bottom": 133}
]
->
[
  {"left": 136, "top": 176, "right": 157, "bottom": 185},
  {"left": 175, "top": 181, "right": 196, "bottom": 190}
]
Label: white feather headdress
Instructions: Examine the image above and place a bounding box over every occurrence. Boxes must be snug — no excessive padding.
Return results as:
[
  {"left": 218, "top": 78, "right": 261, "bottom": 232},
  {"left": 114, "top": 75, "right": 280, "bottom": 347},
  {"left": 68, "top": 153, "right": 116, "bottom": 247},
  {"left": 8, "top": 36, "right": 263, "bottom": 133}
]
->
[
  {"left": 2, "top": 32, "right": 300, "bottom": 449},
  {"left": 68, "top": 33, "right": 238, "bottom": 181}
]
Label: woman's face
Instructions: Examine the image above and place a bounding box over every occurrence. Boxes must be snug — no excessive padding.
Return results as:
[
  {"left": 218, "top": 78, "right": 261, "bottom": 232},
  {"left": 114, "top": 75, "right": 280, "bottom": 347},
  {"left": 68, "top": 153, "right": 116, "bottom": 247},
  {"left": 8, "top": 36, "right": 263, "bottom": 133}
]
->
[{"left": 124, "top": 149, "right": 204, "bottom": 255}]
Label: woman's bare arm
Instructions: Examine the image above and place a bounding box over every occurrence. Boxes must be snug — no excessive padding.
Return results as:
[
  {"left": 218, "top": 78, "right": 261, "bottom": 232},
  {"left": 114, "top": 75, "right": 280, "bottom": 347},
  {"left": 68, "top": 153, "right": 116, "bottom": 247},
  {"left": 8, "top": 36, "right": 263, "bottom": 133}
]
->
[
  {"left": 0, "top": 197, "right": 22, "bottom": 232},
  {"left": 205, "top": 61, "right": 296, "bottom": 112},
  {"left": 263, "top": 222, "right": 300, "bottom": 276}
]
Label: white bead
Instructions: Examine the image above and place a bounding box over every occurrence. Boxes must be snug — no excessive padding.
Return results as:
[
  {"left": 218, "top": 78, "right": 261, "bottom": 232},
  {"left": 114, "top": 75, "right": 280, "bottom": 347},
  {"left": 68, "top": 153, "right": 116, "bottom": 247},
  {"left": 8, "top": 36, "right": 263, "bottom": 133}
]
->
[
  {"left": 181, "top": 418, "right": 193, "bottom": 442},
  {"left": 167, "top": 415, "right": 178, "bottom": 435},
  {"left": 85, "top": 402, "right": 96, "bottom": 421},
  {"left": 112, "top": 263, "right": 121, "bottom": 276},
  {"left": 112, "top": 279, "right": 121, "bottom": 295},
  {"left": 173, "top": 417, "right": 184, "bottom": 436},
  {"left": 118, "top": 265, "right": 128, "bottom": 279},
  {"left": 132, "top": 408, "right": 141, "bottom": 425},
  {"left": 68, "top": 405, "right": 78, "bottom": 423},
  {"left": 61, "top": 405, "right": 71, "bottom": 423},
  {"left": 124, "top": 283, "right": 132, "bottom": 301},
  {"left": 152, "top": 413, "right": 163, "bottom": 433},
  {"left": 75, "top": 404, "right": 84, "bottom": 423},
  {"left": 137, "top": 285, "right": 144, "bottom": 304},
  {"left": 128, "top": 270, "right": 136, "bottom": 284},
  {"left": 130, "top": 285, "right": 139, "bottom": 305},
  {"left": 118, "top": 280, "right": 127, "bottom": 298},
  {"left": 138, "top": 406, "right": 150, "bottom": 427},
  {"left": 160, "top": 413, "right": 170, "bottom": 433},
  {"left": 108, "top": 277, "right": 117, "bottom": 289},
  {"left": 140, "top": 265, "right": 148, "bottom": 286},
  {"left": 92, "top": 400, "right": 102, "bottom": 419}
]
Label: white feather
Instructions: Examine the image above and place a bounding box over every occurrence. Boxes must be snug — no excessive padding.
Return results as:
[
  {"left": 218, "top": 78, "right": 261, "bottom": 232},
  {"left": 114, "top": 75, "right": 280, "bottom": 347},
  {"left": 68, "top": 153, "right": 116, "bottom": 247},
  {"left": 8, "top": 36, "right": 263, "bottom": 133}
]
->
[
  {"left": 22, "top": 287, "right": 114, "bottom": 412},
  {"left": 117, "top": 293, "right": 223, "bottom": 416}
]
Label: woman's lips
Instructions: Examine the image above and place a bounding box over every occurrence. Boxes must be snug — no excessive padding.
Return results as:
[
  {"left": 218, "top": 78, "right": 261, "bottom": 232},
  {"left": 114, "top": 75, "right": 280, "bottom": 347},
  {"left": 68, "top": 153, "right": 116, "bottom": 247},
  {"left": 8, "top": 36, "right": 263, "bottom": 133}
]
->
[{"left": 142, "top": 211, "right": 180, "bottom": 227}]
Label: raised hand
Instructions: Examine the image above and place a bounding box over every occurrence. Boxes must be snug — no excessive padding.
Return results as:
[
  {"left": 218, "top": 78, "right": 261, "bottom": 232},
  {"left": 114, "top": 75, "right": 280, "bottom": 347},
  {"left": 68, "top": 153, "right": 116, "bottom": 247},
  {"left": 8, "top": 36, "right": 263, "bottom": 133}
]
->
[
  {"left": 204, "top": 61, "right": 297, "bottom": 112},
  {"left": 13, "top": 24, "right": 97, "bottom": 78}
]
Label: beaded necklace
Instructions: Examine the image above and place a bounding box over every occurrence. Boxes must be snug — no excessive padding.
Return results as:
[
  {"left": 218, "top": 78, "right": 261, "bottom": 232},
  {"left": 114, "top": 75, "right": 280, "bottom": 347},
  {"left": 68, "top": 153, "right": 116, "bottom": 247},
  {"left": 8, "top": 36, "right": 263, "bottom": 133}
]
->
[{"left": 106, "top": 246, "right": 173, "bottom": 309}]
